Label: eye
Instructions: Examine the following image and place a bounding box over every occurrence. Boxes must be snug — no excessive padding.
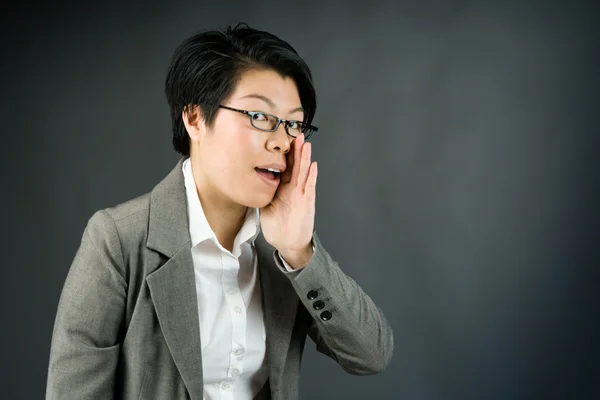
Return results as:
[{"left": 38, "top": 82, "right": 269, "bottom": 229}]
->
[
  {"left": 252, "top": 112, "right": 268, "bottom": 121},
  {"left": 287, "top": 121, "right": 301, "bottom": 130}
]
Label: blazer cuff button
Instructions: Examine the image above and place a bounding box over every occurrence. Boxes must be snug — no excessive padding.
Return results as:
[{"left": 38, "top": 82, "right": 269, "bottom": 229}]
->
[
  {"left": 320, "top": 310, "right": 332, "bottom": 321},
  {"left": 313, "top": 300, "right": 325, "bottom": 310},
  {"left": 307, "top": 290, "right": 318, "bottom": 300}
]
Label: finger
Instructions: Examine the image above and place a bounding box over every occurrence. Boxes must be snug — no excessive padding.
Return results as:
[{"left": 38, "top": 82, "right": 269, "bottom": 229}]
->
[
  {"left": 290, "top": 133, "right": 305, "bottom": 186},
  {"left": 304, "top": 161, "right": 318, "bottom": 197},
  {"left": 297, "top": 141, "right": 312, "bottom": 192},
  {"left": 281, "top": 144, "right": 294, "bottom": 184}
]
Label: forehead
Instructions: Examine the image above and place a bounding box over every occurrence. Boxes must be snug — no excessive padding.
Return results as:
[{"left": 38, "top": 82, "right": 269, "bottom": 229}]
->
[{"left": 230, "top": 69, "right": 301, "bottom": 111}]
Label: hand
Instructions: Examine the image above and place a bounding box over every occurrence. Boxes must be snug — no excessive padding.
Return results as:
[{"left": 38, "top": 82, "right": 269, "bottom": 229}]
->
[{"left": 260, "top": 133, "right": 317, "bottom": 269}]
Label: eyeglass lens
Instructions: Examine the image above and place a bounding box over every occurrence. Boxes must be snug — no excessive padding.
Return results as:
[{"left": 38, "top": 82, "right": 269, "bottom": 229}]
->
[{"left": 250, "top": 113, "right": 313, "bottom": 138}]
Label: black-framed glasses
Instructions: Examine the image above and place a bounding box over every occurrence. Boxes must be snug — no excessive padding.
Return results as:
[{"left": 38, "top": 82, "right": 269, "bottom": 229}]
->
[{"left": 218, "top": 105, "right": 318, "bottom": 139}]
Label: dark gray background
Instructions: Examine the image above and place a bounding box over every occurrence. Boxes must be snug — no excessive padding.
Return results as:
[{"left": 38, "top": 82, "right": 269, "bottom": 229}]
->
[{"left": 1, "top": 0, "right": 598, "bottom": 399}]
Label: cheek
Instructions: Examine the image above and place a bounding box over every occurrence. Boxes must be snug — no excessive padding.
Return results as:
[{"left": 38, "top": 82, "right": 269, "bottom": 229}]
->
[
  {"left": 214, "top": 127, "right": 262, "bottom": 181},
  {"left": 201, "top": 122, "right": 274, "bottom": 205},
  {"left": 226, "top": 128, "right": 264, "bottom": 167}
]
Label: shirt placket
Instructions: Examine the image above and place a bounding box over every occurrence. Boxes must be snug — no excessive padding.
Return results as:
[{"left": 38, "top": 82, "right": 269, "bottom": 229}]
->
[{"left": 220, "top": 251, "right": 246, "bottom": 399}]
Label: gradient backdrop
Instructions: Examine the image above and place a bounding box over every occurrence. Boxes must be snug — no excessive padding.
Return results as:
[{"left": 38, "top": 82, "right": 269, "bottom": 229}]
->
[{"left": 1, "top": 0, "right": 598, "bottom": 399}]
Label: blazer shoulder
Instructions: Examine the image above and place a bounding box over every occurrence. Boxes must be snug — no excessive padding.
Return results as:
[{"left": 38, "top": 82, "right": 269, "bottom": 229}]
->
[
  {"left": 104, "top": 192, "right": 151, "bottom": 225},
  {"left": 85, "top": 192, "right": 152, "bottom": 259}
]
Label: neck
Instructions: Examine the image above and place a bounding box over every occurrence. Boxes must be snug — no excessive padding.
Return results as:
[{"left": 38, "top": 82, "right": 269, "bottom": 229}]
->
[
  {"left": 190, "top": 163, "right": 247, "bottom": 253},
  {"left": 199, "top": 189, "right": 247, "bottom": 252}
]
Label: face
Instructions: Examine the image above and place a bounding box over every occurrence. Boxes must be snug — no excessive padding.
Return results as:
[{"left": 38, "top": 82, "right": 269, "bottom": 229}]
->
[{"left": 184, "top": 68, "right": 304, "bottom": 210}]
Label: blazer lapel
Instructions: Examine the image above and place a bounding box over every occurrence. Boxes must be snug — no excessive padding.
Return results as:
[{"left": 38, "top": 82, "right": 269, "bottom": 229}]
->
[
  {"left": 146, "top": 249, "right": 202, "bottom": 399},
  {"left": 255, "top": 234, "right": 299, "bottom": 390},
  {"left": 145, "top": 158, "right": 203, "bottom": 399}
]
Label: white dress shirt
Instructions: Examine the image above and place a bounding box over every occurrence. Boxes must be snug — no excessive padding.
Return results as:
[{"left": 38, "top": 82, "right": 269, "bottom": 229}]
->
[{"left": 183, "top": 158, "right": 272, "bottom": 400}]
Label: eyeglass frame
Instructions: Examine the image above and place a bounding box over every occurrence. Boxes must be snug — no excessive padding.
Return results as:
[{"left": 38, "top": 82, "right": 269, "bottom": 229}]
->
[{"left": 218, "top": 105, "right": 318, "bottom": 139}]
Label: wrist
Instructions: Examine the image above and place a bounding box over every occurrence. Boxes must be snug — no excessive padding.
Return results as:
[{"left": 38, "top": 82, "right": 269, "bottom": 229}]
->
[{"left": 279, "top": 245, "right": 314, "bottom": 270}]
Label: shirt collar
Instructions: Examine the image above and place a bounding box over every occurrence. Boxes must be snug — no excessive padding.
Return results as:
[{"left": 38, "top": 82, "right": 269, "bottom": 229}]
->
[{"left": 182, "top": 158, "right": 260, "bottom": 250}]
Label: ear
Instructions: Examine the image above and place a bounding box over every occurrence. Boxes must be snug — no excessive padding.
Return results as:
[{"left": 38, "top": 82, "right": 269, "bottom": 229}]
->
[{"left": 182, "top": 105, "right": 206, "bottom": 142}]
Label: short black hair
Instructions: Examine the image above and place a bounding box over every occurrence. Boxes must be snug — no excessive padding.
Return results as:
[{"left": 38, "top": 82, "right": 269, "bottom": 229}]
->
[{"left": 165, "top": 22, "right": 317, "bottom": 156}]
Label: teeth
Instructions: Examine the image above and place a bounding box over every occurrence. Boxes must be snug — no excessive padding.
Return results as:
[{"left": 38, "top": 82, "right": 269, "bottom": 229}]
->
[{"left": 265, "top": 168, "right": 281, "bottom": 173}]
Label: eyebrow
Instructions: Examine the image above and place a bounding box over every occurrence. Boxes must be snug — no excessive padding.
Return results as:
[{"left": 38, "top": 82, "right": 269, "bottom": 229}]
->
[{"left": 239, "top": 93, "right": 304, "bottom": 115}]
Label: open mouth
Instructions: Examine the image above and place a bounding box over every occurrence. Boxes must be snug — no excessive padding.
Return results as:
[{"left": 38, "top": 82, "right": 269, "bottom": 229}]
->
[{"left": 255, "top": 167, "right": 281, "bottom": 184}]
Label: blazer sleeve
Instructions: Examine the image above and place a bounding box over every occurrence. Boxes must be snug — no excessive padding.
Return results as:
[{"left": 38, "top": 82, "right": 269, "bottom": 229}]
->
[
  {"left": 274, "top": 233, "right": 394, "bottom": 375},
  {"left": 46, "top": 209, "right": 126, "bottom": 399}
]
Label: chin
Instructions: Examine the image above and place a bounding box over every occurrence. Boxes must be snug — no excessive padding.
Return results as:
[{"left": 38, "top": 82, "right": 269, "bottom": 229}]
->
[{"left": 242, "top": 193, "right": 276, "bottom": 209}]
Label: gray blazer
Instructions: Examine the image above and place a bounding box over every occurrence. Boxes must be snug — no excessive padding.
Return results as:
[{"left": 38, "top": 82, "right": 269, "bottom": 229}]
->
[{"left": 46, "top": 158, "right": 394, "bottom": 400}]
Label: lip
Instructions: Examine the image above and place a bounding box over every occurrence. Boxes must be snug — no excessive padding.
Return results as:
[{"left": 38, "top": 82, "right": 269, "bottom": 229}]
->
[
  {"left": 255, "top": 163, "right": 286, "bottom": 173},
  {"left": 255, "top": 168, "right": 281, "bottom": 187}
]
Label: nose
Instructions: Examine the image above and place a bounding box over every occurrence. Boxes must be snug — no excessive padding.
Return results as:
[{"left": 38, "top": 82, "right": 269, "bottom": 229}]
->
[{"left": 266, "top": 123, "right": 292, "bottom": 153}]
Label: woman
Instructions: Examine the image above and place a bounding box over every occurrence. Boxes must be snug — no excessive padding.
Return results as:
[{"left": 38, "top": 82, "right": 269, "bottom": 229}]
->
[{"left": 46, "top": 23, "right": 393, "bottom": 400}]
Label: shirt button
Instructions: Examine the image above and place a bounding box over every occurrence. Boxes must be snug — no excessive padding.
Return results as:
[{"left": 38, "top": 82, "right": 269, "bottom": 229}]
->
[
  {"left": 221, "top": 381, "right": 231, "bottom": 390},
  {"left": 234, "top": 306, "right": 242, "bottom": 314},
  {"left": 227, "top": 288, "right": 237, "bottom": 295},
  {"left": 231, "top": 368, "right": 240, "bottom": 377},
  {"left": 234, "top": 348, "right": 245, "bottom": 356}
]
